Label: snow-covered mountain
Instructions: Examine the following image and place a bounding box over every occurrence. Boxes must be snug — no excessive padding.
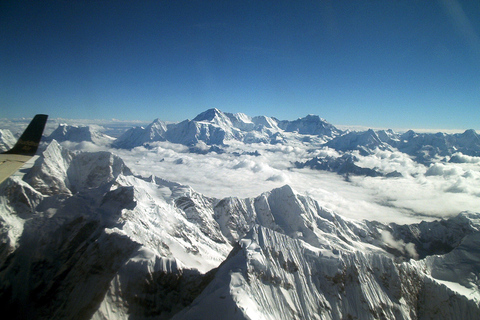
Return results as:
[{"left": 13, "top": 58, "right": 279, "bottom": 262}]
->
[
  {"left": 23, "top": 140, "right": 132, "bottom": 195},
  {"left": 325, "top": 127, "right": 480, "bottom": 163},
  {"left": 112, "top": 118, "right": 169, "bottom": 149},
  {"left": 326, "top": 129, "right": 392, "bottom": 155},
  {"left": 113, "top": 108, "right": 341, "bottom": 148},
  {"left": 46, "top": 124, "right": 115, "bottom": 146},
  {"left": 89, "top": 108, "right": 480, "bottom": 175},
  {"left": 0, "top": 128, "right": 17, "bottom": 152},
  {"left": 0, "top": 140, "right": 479, "bottom": 319},
  {"left": 277, "top": 114, "right": 342, "bottom": 137},
  {"left": 394, "top": 129, "right": 480, "bottom": 163},
  {"left": 0, "top": 142, "right": 233, "bottom": 319},
  {"left": 175, "top": 220, "right": 480, "bottom": 320}
]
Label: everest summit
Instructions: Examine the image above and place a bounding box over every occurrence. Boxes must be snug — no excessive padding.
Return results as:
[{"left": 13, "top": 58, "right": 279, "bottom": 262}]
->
[{"left": 112, "top": 108, "right": 341, "bottom": 148}]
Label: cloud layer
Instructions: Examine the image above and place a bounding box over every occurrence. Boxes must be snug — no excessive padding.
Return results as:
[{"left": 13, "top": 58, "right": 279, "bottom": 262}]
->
[
  {"left": 4, "top": 116, "right": 477, "bottom": 225},
  {"left": 107, "top": 138, "right": 479, "bottom": 224}
]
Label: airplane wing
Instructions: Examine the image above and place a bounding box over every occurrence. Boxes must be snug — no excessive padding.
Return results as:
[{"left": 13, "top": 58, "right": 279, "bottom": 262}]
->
[{"left": 0, "top": 114, "right": 48, "bottom": 185}]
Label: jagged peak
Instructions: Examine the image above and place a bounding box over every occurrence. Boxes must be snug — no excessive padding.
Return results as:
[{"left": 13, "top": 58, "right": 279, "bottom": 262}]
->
[
  {"left": 146, "top": 118, "right": 167, "bottom": 130},
  {"left": 287, "top": 114, "right": 332, "bottom": 126},
  {"left": 43, "top": 139, "right": 74, "bottom": 157},
  {"left": 270, "top": 184, "right": 296, "bottom": 196},
  {"left": 150, "top": 117, "right": 163, "bottom": 124},
  {"left": 46, "top": 124, "right": 114, "bottom": 146},
  {"left": 225, "top": 111, "right": 252, "bottom": 122},
  {"left": 48, "top": 124, "right": 93, "bottom": 139},
  {"left": 251, "top": 115, "right": 279, "bottom": 129},
  {"left": 25, "top": 139, "right": 133, "bottom": 195},
  {"left": 461, "top": 129, "right": 479, "bottom": 138},
  {"left": 376, "top": 129, "right": 398, "bottom": 141},
  {"left": 277, "top": 114, "right": 340, "bottom": 137},
  {"left": 303, "top": 114, "right": 326, "bottom": 122},
  {"left": 193, "top": 108, "right": 225, "bottom": 122},
  {"left": 363, "top": 129, "right": 382, "bottom": 140},
  {"left": 400, "top": 129, "right": 417, "bottom": 140}
]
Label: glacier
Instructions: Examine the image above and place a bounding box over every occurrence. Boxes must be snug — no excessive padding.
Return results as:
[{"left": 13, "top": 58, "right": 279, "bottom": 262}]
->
[{"left": 1, "top": 109, "right": 479, "bottom": 319}]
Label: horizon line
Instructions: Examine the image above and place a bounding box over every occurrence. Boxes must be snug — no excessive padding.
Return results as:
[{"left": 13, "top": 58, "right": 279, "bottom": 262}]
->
[{"left": 1, "top": 117, "right": 477, "bottom": 135}]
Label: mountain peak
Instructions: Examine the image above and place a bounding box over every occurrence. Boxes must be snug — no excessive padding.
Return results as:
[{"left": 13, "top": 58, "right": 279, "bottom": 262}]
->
[
  {"left": 277, "top": 114, "right": 341, "bottom": 137},
  {"left": 47, "top": 124, "right": 114, "bottom": 146},
  {"left": 304, "top": 114, "right": 324, "bottom": 122},
  {"left": 47, "top": 124, "right": 93, "bottom": 142},
  {"left": 193, "top": 108, "right": 224, "bottom": 122},
  {"left": 462, "top": 129, "right": 479, "bottom": 138},
  {"left": 24, "top": 140, "right": 132, "bottom": 195}
]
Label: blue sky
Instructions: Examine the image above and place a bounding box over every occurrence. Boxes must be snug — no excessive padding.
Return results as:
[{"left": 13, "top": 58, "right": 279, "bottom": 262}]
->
[{"left": 1, "top": 0, "right": 479, "bottom": 130}]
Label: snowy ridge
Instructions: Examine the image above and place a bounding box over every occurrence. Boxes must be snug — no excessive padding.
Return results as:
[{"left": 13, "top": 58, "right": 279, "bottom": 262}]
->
[
  {"left": 395, "top": 129, "right": 480, "bottom": 163},
  {"left": 0, "top": 142, "right": 233, "bottom": 319},
  {"left": 294, "top": 154, "right": 385, "bottom": 177},
  {"left": 277, "top": 114, "right": 342, "bottom": 137},
  {"left": 326, "top": 129, "right": 392, "bottom": 156},
  {"left": 89, "top": 108, "right": 480, "bottom": 171},
  {"left": 175, "top": 225, "right": 480, "bottom": 320},
  {"left": 23, "top": 140, "right": 132, "bottom": 195},
  {"left": 113, "top": 108, "right": 340, "bottom": 148},
  {"left": 47, "top": 124, "right": 115, "bottom": 146},
  {"left": 0, "top": 141, "right": 479, "bottom": 319},
  {"left": 325, "top": 127, "right": 480, "bottom": 163},
  {"left": 112, "top": 118, "right": 168, "bottom": 149}
]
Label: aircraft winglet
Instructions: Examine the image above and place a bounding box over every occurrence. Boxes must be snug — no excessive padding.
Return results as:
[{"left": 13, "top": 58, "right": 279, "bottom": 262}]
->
[
  {"left": 3, "top": 114, "right": 48, "bottom": 156},
  {"left": 0, "top": 114, "right": 48, "bottom": 185}
]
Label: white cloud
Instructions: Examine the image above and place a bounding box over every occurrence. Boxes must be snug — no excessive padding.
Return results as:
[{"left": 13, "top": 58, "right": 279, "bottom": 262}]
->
[
  {"left": 404, "top": 243, "right": 419, "bottom": 259},
  {"left": 450, "top": 153, "right": 480, "bottom": 164},
  {"left": 381, "top": 230, "right": 419, "bottom": 259},
  {"left": 426, "top": 163, "right": 462, "bottom": 177},
  {"left": 355, "top": 148, "right": 425, "bottom": 177},
  {"left": 266, "top": 173, "right": 289, "bottom": 183},
  {"left": 112, "top": 142, "right": 479, "bottom": 223}
]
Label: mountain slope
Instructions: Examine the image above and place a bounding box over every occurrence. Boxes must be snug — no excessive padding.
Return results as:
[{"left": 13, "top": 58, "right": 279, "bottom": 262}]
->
[
  {"left": 175, "top": 224, "right": 480, "bottom": 320},
  {"left": 0, "top": 142, "right": 233, "bottom": 319},
  {"left": 0, "top": 139, "right": 479, "bottom": 319},
  {"left": 23, "top": 140, "right": 132, "bottom": 195}
]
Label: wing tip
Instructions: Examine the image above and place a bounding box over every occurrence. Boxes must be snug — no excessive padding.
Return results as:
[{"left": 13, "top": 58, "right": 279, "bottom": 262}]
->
[{"left": 3, "top": 114, "right": 49, "bottom": 156}]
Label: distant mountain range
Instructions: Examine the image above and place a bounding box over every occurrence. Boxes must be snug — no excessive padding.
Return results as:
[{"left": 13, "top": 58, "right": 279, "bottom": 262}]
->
[
  {"left": 111, "top": 108, "right": 343, "bottom": 148},
  {"left": 3, "top": 108, "right": 477, "bottom": 185},
  {"left": 8, "top": 108, "right": 472, "bottom": 180},
  {"left": 37, "top": 109, "right": 478, "bottom": 164}
]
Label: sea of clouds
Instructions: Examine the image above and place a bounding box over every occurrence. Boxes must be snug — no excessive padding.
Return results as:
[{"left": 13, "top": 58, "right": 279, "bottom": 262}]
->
[
  {"left": 106, "top": 137, "right": 480, "bottom": 225},
  {"left": 3, "top": 118, "right": 479, "bottom": 225}
]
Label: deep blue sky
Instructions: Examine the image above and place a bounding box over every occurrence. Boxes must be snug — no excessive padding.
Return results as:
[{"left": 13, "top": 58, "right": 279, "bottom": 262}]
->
[{"left": 1, "top": 0, "right": 479, "bottom": 130}]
